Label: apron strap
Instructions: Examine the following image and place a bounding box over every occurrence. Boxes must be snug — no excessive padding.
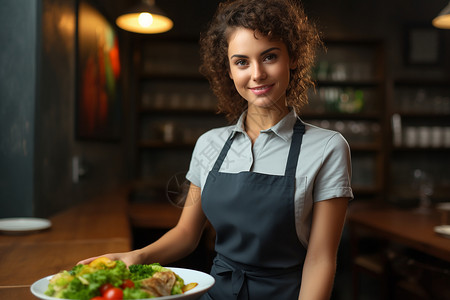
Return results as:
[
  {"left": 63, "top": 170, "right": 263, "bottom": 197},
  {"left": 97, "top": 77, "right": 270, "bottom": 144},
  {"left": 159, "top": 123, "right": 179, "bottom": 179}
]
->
[
  {"left": 212, "top": 133, "right": 234, "bottom": 172},
  {"left": 285, "top": 119, "right": 305, "bottom": 177}
]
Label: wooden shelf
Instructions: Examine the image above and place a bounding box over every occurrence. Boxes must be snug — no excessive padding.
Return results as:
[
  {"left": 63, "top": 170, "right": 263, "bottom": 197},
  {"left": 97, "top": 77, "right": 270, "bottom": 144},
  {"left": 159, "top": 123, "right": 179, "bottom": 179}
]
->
[
  {"left": 302, "top": 112, "right": 382, "bottom": 120},
  {"left": 386, "top": 78, "right": 450, "bottom": 205},
  {"left": 352, "top": 186, "right": 382, "bottom": 195},
  {"left": 390, "top": 112, "right": 450, "bottom": 118},
  {"left": 391, "top": 146, "right": 450, "bottom": 152},
  {"left": 394, "top": 79, "right": 450, "bottom": 87},
  {"left": 139, "top": 141, "right": 195, "bottom": 149},
  {"left": 350, "top": 143, "right": 382, "bottom": 151},
  {"left": 139, "top": 107, "right": 218, "bottom": 115},
  {"left": 315, "top": 79, "right": 382, "bottom": 87}
]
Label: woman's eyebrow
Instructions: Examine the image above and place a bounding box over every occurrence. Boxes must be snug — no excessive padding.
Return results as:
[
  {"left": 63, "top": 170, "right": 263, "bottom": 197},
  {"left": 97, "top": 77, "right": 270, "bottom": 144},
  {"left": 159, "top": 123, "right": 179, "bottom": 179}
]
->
[
  {"left": 261, "top": 47, "right": 280, "bottom": 55},
  {"left": 230, "top": 47, "right": 281, "bottom": 59},
  {"left": 230, "top": 54, "right": 248, "bottom": 59}
]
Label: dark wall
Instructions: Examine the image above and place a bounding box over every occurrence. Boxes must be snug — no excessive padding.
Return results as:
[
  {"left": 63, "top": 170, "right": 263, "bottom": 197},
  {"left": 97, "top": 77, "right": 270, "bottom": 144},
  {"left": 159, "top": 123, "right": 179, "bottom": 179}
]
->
[
  {"left": 0, "top": 0, "right": 38, "bottom": 217},
  {"left": 1, "top": 0, "right": 129, "bottom": 218},
  {"left": 33, "top": 0, "right": 129, "bottom": 217}
]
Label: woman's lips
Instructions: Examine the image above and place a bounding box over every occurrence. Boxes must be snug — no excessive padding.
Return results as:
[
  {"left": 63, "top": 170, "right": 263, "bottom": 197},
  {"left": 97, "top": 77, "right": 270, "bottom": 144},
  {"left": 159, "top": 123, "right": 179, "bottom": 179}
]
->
[{"left": 249, "top": 84, "right": 274, "bottom": 95}]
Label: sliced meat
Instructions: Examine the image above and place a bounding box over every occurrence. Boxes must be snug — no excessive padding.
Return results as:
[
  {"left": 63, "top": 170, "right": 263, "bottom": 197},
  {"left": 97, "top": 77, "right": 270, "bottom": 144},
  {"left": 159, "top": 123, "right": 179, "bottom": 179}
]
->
[{"left": 140, "top": 271, "right": 176, "bottom": 297}]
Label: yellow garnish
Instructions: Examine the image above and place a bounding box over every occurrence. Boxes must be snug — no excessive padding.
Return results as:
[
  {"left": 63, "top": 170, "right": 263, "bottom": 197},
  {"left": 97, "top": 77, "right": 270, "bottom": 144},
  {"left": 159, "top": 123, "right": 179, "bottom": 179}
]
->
[
  {"left": 182, "top": 282, "right": 198, "bottom": 293},
  {"left": 88, "top": 257, "right": 116, "bottom": 269}
]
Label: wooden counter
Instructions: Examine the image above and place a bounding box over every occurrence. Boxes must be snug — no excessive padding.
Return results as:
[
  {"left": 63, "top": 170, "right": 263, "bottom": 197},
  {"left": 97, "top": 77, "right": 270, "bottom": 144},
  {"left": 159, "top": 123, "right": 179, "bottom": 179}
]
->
[
  {"left": 347, "top": 202, "right": 450, "bottom": 299},
  {"left": 0, "top": 188, "right": 132, "bottom": 299},
  {"left": 347, "top": 203, "right": 450, "bottom": 262}
]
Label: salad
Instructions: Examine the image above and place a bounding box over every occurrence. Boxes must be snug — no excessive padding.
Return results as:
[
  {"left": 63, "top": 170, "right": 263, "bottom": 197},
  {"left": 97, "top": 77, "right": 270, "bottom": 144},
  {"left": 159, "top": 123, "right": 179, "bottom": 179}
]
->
[{"left": 44, "top": 257, "right": 197, "bottom": 300}]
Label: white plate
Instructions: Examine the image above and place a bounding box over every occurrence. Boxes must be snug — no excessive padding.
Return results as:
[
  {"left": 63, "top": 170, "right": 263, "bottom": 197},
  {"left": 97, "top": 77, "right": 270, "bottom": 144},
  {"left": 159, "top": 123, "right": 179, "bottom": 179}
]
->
[
  {"left": 0, "top": 218, "right": 51, "bottom": 234},
  {"left": 30, "top": 267, "right": 215, "bottom": 300},
  {"left": 434, "top": 225, "right": 450, "bottom": 238}
]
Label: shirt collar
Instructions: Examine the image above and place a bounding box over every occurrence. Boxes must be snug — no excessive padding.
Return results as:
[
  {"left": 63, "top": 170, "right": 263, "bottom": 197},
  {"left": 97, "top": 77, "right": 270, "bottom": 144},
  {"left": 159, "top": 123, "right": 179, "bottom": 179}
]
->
[
  {"left": 231, "top": 109, "right": 299, "bottom": 142},
  {"left": 229, "top": 111, "right": 247, "bottom": 139},
  {"left": 267, "top": 110, "right": 298, "bottom": 142}
]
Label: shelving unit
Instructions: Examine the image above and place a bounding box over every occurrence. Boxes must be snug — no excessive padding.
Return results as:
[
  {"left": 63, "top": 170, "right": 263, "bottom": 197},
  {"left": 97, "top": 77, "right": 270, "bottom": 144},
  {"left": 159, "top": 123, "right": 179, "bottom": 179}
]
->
[
  {"left": 387, "top": 79, "right": 450, "bottom": 207},
  {"left": 303, "top": 40, "right": 386, "bottom": 201},
  {"left": 132, "top": 37, "right": 227, "bottom": 198}
]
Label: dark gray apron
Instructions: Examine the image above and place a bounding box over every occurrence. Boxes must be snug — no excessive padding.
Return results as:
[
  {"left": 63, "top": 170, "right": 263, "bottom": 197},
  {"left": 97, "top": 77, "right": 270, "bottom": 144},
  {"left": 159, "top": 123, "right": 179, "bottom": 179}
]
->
[{"left": 200, "top": 119, "right": 307, "bottom": 300}]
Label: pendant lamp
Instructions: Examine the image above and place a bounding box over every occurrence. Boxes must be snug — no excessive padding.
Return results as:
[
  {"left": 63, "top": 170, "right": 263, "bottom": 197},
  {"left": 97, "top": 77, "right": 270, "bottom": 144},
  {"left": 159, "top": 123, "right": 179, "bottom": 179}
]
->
[
  {"left": 116, "top": 0, "right": 173, "bottom": 34},
  {"left": 432, "top": 1, "right": 450, "bottom": 29}
]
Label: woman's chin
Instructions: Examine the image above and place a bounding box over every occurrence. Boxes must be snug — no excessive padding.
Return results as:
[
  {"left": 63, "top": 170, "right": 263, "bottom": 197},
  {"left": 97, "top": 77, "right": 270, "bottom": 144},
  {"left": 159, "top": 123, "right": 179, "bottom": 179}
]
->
[{"left": 248, "top": 98, "right": 286, "bottom": 111}]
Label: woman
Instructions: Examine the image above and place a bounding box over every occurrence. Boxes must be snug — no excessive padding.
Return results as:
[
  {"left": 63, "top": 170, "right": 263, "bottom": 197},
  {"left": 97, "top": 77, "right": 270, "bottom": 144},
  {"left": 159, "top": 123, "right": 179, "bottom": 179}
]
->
[{"left": 80, "top": 0, "right": 353, "bottom": 299}]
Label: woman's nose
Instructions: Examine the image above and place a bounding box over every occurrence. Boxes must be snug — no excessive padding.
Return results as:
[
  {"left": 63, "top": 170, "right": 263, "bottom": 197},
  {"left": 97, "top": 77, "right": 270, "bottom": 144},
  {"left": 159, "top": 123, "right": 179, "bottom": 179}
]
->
[{"left": 252, "top": 63, "right": 267, "bottom": 81}]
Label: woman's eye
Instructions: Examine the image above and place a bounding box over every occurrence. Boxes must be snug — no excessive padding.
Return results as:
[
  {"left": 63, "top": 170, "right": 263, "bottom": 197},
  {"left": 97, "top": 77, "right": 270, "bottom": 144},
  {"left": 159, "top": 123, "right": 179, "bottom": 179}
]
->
[
  {"left": 235, "top": 59, "right": 248, "bottom": 66},
  {"left": 264, "top": 53, "right": 277, "bottom": 62}
]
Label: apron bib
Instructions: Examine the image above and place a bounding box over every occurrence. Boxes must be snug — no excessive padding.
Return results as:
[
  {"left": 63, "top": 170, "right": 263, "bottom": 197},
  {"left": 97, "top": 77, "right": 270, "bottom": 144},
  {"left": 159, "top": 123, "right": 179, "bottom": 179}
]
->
[{"left": 201, "top": 119, "right": 306, "bottom": 300}]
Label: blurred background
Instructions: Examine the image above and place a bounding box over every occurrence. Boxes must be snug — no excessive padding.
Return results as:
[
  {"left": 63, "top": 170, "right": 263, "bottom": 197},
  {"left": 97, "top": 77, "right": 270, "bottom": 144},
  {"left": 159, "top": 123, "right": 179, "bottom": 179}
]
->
[{"left": 1, "top": 0, "right": 450, "bottom": 299}]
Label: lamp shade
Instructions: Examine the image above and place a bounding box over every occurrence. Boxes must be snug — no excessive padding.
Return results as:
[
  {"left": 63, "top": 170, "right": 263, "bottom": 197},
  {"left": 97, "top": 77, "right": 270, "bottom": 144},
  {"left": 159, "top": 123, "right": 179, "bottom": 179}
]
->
[
  {"left": 116, "top": 0, "right": 173, "bottom": 34},
  {"left": 432, "top": 1, "right": 450, "bottom": 29}
]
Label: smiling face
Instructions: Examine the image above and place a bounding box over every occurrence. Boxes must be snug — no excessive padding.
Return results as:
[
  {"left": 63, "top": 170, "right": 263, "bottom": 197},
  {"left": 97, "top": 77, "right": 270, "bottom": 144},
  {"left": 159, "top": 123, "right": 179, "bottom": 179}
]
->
[{"left": 227, "top": 27, "right": 294, "bottom": 111}]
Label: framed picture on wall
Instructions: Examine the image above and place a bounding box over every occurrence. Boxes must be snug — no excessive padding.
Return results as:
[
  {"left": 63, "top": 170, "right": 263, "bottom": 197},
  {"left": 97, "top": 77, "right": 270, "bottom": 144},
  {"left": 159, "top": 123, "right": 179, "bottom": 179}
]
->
[
  {"left": 404, "top": 24, "right": 443, "bottom": 66},
  {"left": 75, "top": 0, "right": 121, "bottom": 140}
]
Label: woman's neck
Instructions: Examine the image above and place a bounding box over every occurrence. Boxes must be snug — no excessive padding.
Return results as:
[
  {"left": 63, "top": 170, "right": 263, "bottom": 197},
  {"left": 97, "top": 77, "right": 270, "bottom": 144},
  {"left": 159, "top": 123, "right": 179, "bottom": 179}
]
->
[{"left": 244, "top": 105, "right": 289, "bottom": 143}]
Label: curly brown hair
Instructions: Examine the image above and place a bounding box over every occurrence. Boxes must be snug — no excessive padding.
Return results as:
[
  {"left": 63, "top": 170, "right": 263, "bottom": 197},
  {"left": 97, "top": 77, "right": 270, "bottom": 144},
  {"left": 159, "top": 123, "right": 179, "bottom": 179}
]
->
[{"left": 199, "top": 0, "right": 322, "bottom": 122}]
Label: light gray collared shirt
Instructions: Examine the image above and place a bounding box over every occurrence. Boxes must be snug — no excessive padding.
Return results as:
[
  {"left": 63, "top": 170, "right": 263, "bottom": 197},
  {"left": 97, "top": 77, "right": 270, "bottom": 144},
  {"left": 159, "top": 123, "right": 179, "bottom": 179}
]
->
[{"left": 186, "top": 110, "right": 353, "bottom": 247}]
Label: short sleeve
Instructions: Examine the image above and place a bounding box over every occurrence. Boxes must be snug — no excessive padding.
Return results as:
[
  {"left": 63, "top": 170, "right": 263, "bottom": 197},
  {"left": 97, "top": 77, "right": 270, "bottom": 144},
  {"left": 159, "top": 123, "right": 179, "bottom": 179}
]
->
[
  {"left": 313, "top": 133, "right": 353, "bottom": 202},
  {"left": 186, "top": 135, "right": 205, "bottom": 188},
  {"left": 185, "top": 128, "right": 229, "bottom": 189}
]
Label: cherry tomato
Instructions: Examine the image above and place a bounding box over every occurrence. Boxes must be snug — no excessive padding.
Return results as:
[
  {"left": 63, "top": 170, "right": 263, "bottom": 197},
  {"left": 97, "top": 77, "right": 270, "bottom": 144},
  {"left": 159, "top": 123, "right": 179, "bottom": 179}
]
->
[
  {"left": 103, "top": 287, "right": 123, "bottom": 300},
  {"left": 120, "top": 279, "right": 135, "bottom": 289},
  {"left": 99, "top": 283, "right": 114, "bottom": 295},
  {"left": 90, "top": 297, "right": 105, "bottom": 300}
]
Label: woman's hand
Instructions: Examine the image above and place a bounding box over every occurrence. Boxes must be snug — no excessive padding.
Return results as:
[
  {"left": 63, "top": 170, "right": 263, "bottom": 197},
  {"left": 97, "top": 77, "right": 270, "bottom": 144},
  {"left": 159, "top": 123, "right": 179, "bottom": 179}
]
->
[{"left": 77, "top": 250, "right": 143, "bottom": 267}]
